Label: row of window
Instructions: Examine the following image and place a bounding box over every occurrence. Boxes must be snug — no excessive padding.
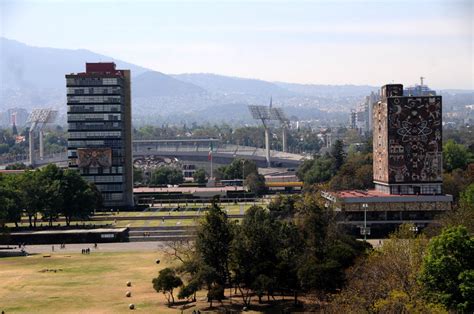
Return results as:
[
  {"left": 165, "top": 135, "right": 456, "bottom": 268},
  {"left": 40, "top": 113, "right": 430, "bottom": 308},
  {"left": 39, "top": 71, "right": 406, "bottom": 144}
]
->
[
  {"left": 67, "top": 95, "right": 122, "bottom": 104},
  {"left": 68, "top": 131, "right": 122, "bottom": 139},
  {"left": 67, "top": 113, "right": 122, "bottom": 121},
  {"left": 68, "top": 122, "right": 122, "bottom": 131},
  {"left": 68, "top": 140, "right": 125, "bottom": 148},
  {"left": 102, "top": 192, "right": 124, "bottom": 201},
  {"left": 83, "top": 175, "right": 124, "bottom": 183},
  {"left": 67, "top": 87, "right": 121, "bottom": 95},
  {"left": 96, "top": 184, "right": 124, "bottom": 192},
  {"left": 66, "top": 77, "right": 119, "bottom": 86},
  {"left": 80, "top": 166, "right": 123, "bottom": 175},
  {"left": 68, "top": 105, "right": 122, "bottom": 113}
]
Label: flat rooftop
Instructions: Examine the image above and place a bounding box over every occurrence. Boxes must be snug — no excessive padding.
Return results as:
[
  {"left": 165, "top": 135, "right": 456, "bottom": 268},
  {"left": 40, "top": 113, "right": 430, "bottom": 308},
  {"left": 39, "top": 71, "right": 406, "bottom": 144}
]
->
[
  {"left": 322, "top": 190, "right": 453, "bottom": 203},
  {"left": 11, "top": 228, "right": 128, "bottom": 236},
  {"left": 134, "top": 186, "right": 244, "bottom": 194}
]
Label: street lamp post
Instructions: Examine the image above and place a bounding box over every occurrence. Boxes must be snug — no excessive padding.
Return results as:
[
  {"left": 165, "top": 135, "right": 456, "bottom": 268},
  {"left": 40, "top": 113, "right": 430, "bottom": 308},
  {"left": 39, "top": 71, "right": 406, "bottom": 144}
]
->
[
  {"left": 241, "top": 159, "right": 245, "bottom": 203},
  {"left": 362, "top": 203, "right": 368, "bottom": 242}
]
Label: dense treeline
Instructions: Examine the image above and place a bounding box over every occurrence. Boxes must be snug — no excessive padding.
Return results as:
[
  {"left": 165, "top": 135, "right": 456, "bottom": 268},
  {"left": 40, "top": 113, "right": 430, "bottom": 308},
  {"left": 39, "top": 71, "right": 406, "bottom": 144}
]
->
[
  {"left": 297, "top": 137, "right": 474, "bottom": 195},
  {"left": 153, "top": 193, "right": 474, "bottom": 311},
  {"left": 153, "top": 194, "right": 369, "bottom": 309},
  {"left": 0, "top": 123, "right": 470, "bottom": 160},
  {"left": 329, "top": 224, "right": 473, "bottom": 312},
  {"left": 0, "top": 126, "right": 67, "bottom": 159},
  {"left": 297, "top": 138, "right": 374, "bottom": 190},
  {"left": 0, "top": 164, "right": 101, "bottom": 229}
]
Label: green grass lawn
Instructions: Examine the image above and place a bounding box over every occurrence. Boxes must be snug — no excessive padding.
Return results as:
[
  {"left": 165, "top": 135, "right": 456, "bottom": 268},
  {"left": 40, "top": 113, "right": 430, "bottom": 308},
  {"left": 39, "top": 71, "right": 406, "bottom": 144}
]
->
[
  {"left": 7, "top": 202, "right": 256, "bottom": 229},
  {"left": 0, "top": 251, "right": 177, "bottom": 313},
  {"left": 0, "top": 251, "right": 263, "bottom": 313}
]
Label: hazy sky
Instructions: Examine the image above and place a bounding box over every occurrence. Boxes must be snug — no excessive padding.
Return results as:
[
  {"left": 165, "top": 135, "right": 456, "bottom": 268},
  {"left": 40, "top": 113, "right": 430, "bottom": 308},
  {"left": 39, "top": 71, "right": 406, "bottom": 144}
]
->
[{"left": 1, "top": 0, "right": 473, "bottom": 89}]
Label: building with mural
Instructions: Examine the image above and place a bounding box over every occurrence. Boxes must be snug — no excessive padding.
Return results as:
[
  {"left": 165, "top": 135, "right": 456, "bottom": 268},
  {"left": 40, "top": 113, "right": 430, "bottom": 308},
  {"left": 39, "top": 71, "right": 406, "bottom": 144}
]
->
[
  {"left": 66, "top": 63, "right": 134, "bottom": 209},
  {"left": 324, "top": 84, "right": 452, "bottom": 236}
]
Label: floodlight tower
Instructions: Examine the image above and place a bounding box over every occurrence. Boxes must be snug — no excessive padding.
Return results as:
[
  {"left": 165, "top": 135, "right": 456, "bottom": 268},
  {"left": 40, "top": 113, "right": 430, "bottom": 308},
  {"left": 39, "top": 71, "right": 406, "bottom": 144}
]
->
[
  {"left": 248, "top": 105, "right": 272, "bottom": 167},
  {"left": 26, "top": 109, "right": 58, "bottom": 165},
  {"left": 271, "top": 107, "right": 290, "bottom": 152}
]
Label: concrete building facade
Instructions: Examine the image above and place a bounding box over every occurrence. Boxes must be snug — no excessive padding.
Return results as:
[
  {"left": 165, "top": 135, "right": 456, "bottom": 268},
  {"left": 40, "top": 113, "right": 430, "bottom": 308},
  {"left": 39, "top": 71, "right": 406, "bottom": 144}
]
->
[
  {"left": 66, "top": 63, "right": 134, "bottom": 209},
  {"left": 373, "top": 84, "right": 443, "bottom": 195}
]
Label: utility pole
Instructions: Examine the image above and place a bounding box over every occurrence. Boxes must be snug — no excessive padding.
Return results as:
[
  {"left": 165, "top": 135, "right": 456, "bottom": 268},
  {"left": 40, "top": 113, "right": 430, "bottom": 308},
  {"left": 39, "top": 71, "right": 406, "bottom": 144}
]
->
[{"left": 362, "top": 203, "right": 368, "bottom": 242}]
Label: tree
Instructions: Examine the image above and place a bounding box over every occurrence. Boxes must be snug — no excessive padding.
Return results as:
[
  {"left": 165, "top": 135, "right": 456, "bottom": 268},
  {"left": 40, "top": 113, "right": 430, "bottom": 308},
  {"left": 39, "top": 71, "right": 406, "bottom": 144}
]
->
[
  {"left": 274, "top": 221, "right": 303, "bottom": 305},
  {"left": 329, "top": 224, "right": 445, "bottom": 313},
  {"left": 195, "top": 200, "right": 233, "bottom": 292},
  {"left": 17, "top": 170, "right": 47, "bottom": 227},
  {"left": 193, "top": 168, "right": 207, "bottom": 184},
  {"left": 301, "top": 156, "right": 335, "bottom": 184},
  {"left": 443, "top": 140, "right": 472, "bottom": 172},
  {"left": 61, "top": 170, "right": 101, "bottom": 226},
  {"left": 150, "top": 167, "right": 184, "bottom": 185},
  {"left": 329, "top": 152, "right": 373, "bottom": 190},
  {"left": 331, "top": 139, "right": 345, "bottom": 171},
  {"left": 5, "top": 162, "right": 31, "bottom": 170},
  {"left": 295, "top": 194, "right": 367, "bottom": 292},
  {"left": 268, "top": 194, "right": 298, "bottom": 219},
  {"left": 0, "top": 174, "right": 23, "bottom": 227},
  {"left": 133, "top": 166, "right": 144, "bottom": 184},
  {"left": 231, "top": 206, "right": 280, "bottom": 305},
  {"left": 460, "top": 183, "right": 474, "bottom": 209},
  {"left": 217, "top": 159, "right": 258, "bottom": 180},
  {"left": 420, "top": 226, "right": 474, "bottom": 311},
  {"left": 152, "top": 268, "right": 183, "bottom": 306},
  {"left": 442, "top": 169, "right": 471, "bottom": 202},
  {"left": 244, "top": 173, "right": 266, "bottom": 196}
]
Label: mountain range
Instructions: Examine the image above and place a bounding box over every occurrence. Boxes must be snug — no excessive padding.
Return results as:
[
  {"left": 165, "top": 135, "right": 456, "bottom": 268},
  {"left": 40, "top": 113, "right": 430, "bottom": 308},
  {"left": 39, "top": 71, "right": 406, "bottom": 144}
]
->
[{"left": 4, "top": 37, "right": 468, "bottom": 125}]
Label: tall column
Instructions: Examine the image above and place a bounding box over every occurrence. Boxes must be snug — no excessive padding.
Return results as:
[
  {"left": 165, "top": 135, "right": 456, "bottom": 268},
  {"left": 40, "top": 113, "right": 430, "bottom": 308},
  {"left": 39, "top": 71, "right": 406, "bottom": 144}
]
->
[
  {"left": 29, "top": 130, "right": 35, "bottom": 166},
  {"left": 39, "top": 130, "right": 44, "bottom": 160},
  {"left": 282, "top": 127, "right": 287, "bottom": 152},
  {"left": 264, "top": 127, "right": 271, "bottom": 167}
]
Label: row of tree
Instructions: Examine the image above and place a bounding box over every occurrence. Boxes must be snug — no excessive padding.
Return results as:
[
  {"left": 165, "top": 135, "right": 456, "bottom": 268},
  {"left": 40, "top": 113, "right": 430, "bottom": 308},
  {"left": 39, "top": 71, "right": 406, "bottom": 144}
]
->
[
  {"left": 134, "top": 166, "right": 208, "bottom": 186},
  {"left": 0, "top": 164, "right": 101, "bottom": 228},
  {"left": 153, "top": 194, "right": 368, "bottom": 308},
  {"left": 330, "top": 224, "right": 473, "bottom": 312}
]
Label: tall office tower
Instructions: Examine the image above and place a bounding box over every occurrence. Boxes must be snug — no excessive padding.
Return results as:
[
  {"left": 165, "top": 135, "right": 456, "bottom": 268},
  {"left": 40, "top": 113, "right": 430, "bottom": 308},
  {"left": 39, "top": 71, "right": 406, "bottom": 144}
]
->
[
  {"left": 373, "top": 84, "right": 443, "bottom": 195},
  {"left": 66, "top": 63, "right": 134, "bottom": 208}
]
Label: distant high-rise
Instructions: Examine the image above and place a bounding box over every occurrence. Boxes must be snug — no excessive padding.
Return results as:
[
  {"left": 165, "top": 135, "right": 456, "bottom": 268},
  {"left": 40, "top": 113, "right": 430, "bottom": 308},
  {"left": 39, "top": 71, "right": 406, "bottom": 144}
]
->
[
  {"left": 66, "top": 63, "right": 134, "bottom": 208},
  {"left": 373, "top": 84, "right": 442, "bottom": 195},
  {"left": 350, "top": 91, "right": 379, "bottom": 135}
]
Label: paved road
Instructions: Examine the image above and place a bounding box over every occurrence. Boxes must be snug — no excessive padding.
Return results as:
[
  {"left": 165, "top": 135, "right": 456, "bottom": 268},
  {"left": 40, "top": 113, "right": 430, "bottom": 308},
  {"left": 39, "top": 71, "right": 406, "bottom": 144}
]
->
[
  {"left": 2, "top": 241, "right": 170, "bottom": 254},
  {"left": 1, "top": 238, "right": 386, "bottom": 255}
]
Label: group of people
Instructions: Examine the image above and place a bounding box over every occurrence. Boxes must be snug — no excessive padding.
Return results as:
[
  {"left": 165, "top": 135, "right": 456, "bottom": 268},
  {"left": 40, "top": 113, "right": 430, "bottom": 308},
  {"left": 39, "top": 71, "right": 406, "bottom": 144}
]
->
[
  {"left": 143, "top": 232, "right": 152, "bottom": 237},
  {"left": 51, "top": 243, "right": 68, "bottom": 251},
  {"left": 81, "top": 243, "right": 98, "bottom": 254}
]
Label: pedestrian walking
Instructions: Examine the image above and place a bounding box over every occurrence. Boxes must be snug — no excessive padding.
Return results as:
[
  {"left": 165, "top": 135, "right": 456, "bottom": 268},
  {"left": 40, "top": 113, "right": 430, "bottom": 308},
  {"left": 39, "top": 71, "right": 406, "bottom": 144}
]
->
[{"left": 52, "top": 245, "right": 54, "bottom": 252}]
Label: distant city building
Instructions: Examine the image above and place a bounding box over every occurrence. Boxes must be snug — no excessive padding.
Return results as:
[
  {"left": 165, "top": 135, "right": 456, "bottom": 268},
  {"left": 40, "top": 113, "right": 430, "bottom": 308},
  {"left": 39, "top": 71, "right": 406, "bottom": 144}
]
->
[
  {"left": 404, "top": 84, "right": 436, "bottom": 96},
  {"left": 0, "top": 108, "right": 29, "bottom": 127},
  {"left": 373, "top": 84, "right": 442, "bottom": 195},
  {"left": 66, "top": 63, "right": 134, "bottom": 209},
  {"left": 349, "top": 91, "right": 379, "bottom": 135}
]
